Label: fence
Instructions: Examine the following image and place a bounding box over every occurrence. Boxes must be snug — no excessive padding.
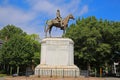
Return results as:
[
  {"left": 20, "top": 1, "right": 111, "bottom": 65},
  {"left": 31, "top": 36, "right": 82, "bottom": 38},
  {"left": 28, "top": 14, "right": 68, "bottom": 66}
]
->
[{"left": 80, "top": 70, "right": 89, "bottom": 77}]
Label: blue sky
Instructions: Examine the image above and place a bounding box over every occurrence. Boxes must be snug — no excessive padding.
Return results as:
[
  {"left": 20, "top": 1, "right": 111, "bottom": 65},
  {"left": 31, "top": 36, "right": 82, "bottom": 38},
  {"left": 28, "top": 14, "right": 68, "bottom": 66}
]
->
[{"left": 0, "top": 0, "right": 120, "bottom": 38}]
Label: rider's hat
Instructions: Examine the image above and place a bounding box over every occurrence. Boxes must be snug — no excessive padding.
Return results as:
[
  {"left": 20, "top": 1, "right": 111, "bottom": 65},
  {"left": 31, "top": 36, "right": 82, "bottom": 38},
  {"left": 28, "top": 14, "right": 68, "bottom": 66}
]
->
[{"left": 57, "top": 9, "right": 60, "bottom": 12}]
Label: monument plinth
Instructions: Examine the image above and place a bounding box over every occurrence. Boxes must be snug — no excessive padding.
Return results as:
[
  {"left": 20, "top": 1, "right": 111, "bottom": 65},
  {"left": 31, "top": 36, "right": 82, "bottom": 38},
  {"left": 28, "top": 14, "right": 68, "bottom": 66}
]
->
[{"left": 35, "top": 38, "right": 79, "bottom": 77}]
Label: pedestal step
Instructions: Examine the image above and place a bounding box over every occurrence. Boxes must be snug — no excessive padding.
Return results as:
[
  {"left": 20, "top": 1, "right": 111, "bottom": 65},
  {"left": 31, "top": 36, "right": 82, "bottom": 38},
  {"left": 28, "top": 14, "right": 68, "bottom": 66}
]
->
[{"left": 35, "top": 65, "right": 79, "bottom": 77}]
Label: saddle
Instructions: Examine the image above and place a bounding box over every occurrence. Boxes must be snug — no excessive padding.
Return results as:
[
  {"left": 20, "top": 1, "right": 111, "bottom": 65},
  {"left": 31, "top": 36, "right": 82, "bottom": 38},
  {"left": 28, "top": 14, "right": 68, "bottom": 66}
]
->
[
  {"left": 54, "top": 18, "right": 64, "bottom": 29},
  {"left": 55, "top": 18, "right": 61, "bottom": 23}
]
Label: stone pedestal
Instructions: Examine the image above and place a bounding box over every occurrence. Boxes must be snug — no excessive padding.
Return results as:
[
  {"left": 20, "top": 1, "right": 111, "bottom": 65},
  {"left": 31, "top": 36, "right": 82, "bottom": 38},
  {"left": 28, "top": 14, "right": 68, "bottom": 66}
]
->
[{"left": 35, "top": 38, "right": 79, "bottom": 77}]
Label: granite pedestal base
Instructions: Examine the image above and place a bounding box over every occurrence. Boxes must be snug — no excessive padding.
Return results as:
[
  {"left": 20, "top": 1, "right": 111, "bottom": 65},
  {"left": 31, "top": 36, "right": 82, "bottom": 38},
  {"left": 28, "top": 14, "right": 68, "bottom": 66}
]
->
[
  {"left": 35, "top": 65, "right": 79, "bottom": 77},
  {"left": 35, "top": 38, "right": 80, "bottom": 77}
]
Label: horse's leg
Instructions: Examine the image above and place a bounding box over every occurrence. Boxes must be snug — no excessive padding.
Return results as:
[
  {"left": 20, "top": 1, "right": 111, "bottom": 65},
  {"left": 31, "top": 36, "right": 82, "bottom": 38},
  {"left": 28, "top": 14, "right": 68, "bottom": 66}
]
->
[
  {"left": 62, "top": 27, "right": 66, "bottom": 37},
  {"left": 49, "top": 26, "right": 52, "bottom": 37},
  {"left": 45, "top": 30, "right": 47, "bottom": 38},
  {"left": 62, "top": 30, "right": 65, "bottom": 37},
  {"left": 44, "top": 24, "right": 47, "bottom": 37},
  {"left": 46, "top": 25, "right": 51, "bottom": 37},
  {"left": 45, "top": 28, "right": 48, "bottom": 37}
]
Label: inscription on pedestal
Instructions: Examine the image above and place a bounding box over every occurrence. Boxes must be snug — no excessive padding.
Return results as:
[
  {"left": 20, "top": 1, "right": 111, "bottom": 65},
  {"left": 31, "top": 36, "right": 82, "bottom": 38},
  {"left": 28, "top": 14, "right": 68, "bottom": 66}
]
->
[
  {"left": 47, "top": 40, "right": 69, "bottom": 45},
  {"left": 46, "top": 40, "right": 69, "bottom": 65}
]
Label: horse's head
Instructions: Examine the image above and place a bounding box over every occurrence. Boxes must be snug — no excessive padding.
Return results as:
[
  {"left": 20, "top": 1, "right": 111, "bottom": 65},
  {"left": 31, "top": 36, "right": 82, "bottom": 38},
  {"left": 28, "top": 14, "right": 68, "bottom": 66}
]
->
[{"left": 69, "top": 14, "right": 75, "bottom": 20}]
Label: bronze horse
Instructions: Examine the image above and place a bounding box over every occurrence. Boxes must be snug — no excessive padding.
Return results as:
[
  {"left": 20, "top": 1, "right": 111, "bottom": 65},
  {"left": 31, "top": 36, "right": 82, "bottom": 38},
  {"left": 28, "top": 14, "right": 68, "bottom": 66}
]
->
[{"left": 45, "top": 14, "right": 74, "bottom": 37}]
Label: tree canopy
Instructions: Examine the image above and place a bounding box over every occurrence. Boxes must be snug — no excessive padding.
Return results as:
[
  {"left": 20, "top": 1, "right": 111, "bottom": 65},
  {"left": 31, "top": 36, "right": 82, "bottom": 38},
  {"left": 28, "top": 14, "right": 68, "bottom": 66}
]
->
[
  {"left": 0, "top": 25, "right": 26, "bottom": 41},
  {"left": 0, "top": 25, "right": 40, "bottom": 74},
  {"left": 65, "top": 16, "right": 120, "bottom": 71}
]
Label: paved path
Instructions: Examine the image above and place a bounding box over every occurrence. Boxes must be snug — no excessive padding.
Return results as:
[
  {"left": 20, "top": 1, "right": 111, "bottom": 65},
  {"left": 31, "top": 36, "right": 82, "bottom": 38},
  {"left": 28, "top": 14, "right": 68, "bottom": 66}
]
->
[
  {"left": 104, "top": 77, "right": 120, "bottom": 80},
  {"left": 3, "top": 76, "right": 120, "bottom": 80},
  {"left": 0, "top": 77, "right": 4, "bottom": 80},
  {"left": 4, "top": 76, "right": 105, "bottom": 80}
]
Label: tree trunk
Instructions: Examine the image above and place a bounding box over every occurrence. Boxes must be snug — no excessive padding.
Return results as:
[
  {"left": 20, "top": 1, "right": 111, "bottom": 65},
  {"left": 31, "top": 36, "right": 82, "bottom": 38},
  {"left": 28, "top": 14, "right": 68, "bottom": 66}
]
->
[
  {"left": 17, "top": 66, "right": 19, "bottom": 75},
  {"left": 10, "top": 66, "right": 12, "bottom": 75},
  {"left": 86, "top": 62, "right": 91, "bottom": 77},
  {"left": 105, "top": 62, "right": 108, "bottom": 75},
  {"left": 5, "top": 36, "right": 8, "bottom": 41},
  {"left": 3, "top": 64, "right": 5, "bottom": 70},
  {"left": 87, "top": 62, "right": 91, "bottom": 71},
  {"left": 7, "top": 65, "right": 9, "bottom": 74}
]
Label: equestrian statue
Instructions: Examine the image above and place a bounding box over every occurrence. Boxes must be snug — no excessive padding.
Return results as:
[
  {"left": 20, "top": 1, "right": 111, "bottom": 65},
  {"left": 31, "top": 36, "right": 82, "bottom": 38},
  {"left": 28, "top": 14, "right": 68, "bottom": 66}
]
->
[{"left": 45, "top": 9, "right": 74, "bottom": 37}]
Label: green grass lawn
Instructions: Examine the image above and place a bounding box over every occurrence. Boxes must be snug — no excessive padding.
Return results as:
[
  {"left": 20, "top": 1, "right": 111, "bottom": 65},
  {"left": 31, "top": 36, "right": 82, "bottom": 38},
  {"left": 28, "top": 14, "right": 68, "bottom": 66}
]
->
[{"left": 0, "top": 74, "right": 7, "bottom": 77}]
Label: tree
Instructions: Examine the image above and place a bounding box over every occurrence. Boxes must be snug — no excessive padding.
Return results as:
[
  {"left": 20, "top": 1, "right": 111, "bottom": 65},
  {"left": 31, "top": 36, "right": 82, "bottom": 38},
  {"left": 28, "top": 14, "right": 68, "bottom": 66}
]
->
[
  {"left": 65, "top": 16, "right": 101, "bottom": 70},
  {"left": 0, "top": 25, "right": 41, "bottom": 75},
  {"left": 25, "top": 34, "right": 41, "bottom": 66},
  {"left": 1, "top": 34, "right": 35, "bottom": 74},
  {"left": 65, "top": 16, "right": 120, "bottom": 73},
  {"left": 0, "top": 24, "right": 26, "bottom": 41}
]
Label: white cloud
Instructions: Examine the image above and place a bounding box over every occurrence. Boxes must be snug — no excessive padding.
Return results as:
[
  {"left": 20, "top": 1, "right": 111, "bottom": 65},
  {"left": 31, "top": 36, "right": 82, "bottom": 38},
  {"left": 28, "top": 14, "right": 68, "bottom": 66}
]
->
[
  {"left": 0, "top": 0, "right": 89, "bottom": 38},
  {"left": 79, "top": 5, "right": 88, "bottom": 16},
  {"left": 26, "top": 0, "right": 86, "bottom": 17},
  {"left": 26, "top": 0, "right": 60, "bottom": 17},
  {"left": 32, "top": 1, "right": 58, "bottom": 15},
  {"left": 0, "top": 5, "right": 39, "bottom": 36},
  {"left": 0, "top": 6, "right": 35, "bottom": 25}
]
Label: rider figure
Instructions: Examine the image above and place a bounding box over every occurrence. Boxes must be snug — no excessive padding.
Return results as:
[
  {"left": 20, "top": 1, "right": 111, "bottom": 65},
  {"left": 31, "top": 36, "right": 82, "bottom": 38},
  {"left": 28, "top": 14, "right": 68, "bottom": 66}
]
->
[{"left": 56, "top": 9, "right": 64, "bottom": 27}]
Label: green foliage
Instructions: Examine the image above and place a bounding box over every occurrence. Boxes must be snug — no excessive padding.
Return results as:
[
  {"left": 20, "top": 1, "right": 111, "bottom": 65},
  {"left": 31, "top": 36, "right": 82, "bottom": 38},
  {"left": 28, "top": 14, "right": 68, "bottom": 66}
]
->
[
  {"left": 0, "top": 24, "right": 26, "bottom": 40},
  {"left": 65, "top": 16, "right": 120, "bottom": 70},
  {"left": 1, "top": 35, "right": 34, "bottom": 66},
  {"left": 25, "top": 34, "right": 41, "bottom": 52},
  {"left": 0, "top": 25, "right": 40, "bottom": 74},
  {"left": 25, "top": 34, "right": 41, "bottom": 66},
  {"left": 0, "top": 74, "right": 7, "bottom": 77},
  {"left": 32, "top": 52, "right": 40, "bottom": 66}
]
